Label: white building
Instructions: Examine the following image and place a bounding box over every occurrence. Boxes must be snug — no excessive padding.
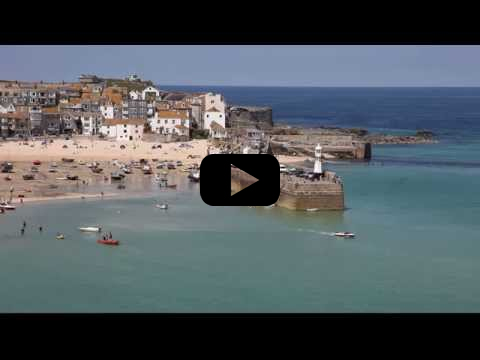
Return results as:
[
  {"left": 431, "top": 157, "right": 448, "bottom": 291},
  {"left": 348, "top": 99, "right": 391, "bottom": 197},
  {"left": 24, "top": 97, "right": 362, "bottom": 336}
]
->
[
  {"left": 209, "top": 121, "right": 227, "bottom": 139},
  {"left": 100, "top": 103, "right": 116, "bottom": 119},
  {"left": 203, "top": 106, "right": 225, "bottom": 132},
  {"left": 142, "top": 86, "right": 160, "bottom": 101},
  {"left": 202, "top": 93, "right": 226, "bottom": 114},
  {"left": 100, "top": 118, "right": 144, "bottom": 141},
  {"left": 129, "top": 90, "right": 142, "bottom": 100},
  {"left": 150, "top": 110, "right": 190, "bottom": 136},
  {"left": 0, "top": 103, "right": 16, "bottom": 114},
  {"left": 81, "top": 113, "right": 104, "bottom": 136}
]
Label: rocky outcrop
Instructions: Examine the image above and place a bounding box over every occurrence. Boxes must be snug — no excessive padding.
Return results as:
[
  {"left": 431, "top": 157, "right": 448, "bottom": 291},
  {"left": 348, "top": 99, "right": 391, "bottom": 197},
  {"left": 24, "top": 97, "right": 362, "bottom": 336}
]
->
[{"left": 227, "top": 106, "right": 273, "bottom": 129}]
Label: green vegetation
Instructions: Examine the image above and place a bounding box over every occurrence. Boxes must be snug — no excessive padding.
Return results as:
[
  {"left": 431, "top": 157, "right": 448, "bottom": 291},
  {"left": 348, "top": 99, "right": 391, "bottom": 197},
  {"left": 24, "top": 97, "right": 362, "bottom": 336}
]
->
[{"left": 104, "top": 78, "right": 153, "bottom": 92}]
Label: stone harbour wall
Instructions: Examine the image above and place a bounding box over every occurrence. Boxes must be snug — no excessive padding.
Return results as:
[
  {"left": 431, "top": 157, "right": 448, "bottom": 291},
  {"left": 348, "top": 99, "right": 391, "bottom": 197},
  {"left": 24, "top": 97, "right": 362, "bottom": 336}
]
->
[{"left": 230, "top": 168, "right": 345, "bottom": 210}]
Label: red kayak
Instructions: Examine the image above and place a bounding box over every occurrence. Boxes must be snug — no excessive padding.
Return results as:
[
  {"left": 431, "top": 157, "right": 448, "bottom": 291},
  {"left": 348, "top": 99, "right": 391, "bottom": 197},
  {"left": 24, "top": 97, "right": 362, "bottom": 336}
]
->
[{"left": 97, "top": 239, "right": 120, "bottom": 246}]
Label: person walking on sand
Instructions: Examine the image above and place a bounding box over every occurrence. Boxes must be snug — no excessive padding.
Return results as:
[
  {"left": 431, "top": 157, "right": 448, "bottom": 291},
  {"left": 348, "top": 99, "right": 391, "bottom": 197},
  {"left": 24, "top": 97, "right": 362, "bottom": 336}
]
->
[
  {"left": 21, "top": 228, "right": 24, "bottom": 236},
  {"left": 39, "top": 226, "right": 43, "bottom": 232},
  {"left": 23, "top": 220, "right": 26, "bottom": 228}
]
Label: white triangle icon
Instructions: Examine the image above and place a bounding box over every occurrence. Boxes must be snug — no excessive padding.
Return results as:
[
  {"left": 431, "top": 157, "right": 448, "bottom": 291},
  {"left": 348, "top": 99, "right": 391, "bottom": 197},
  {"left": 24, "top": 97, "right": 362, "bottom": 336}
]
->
[{"left": 231, "top": 165, "right": 259, "bottom": 196}]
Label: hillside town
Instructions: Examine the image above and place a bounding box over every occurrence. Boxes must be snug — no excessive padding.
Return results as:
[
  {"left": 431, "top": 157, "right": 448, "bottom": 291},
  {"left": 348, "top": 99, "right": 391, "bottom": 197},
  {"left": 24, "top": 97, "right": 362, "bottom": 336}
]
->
[{"left": 0, "top": 74, "right": 267, "bottom": 142}]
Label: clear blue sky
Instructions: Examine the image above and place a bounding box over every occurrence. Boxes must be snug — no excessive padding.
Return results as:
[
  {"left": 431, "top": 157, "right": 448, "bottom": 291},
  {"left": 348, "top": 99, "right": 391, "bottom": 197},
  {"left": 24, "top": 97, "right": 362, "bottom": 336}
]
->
[{"left": 1, "top": 45, "right": 479, "bottom": 87}]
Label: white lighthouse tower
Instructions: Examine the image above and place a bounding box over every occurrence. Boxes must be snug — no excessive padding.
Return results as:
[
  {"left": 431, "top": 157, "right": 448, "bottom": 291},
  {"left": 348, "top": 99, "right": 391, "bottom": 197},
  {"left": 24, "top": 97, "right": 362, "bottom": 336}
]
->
[{"left": 313, "top": 143, "right": 323, "bottom": 175}]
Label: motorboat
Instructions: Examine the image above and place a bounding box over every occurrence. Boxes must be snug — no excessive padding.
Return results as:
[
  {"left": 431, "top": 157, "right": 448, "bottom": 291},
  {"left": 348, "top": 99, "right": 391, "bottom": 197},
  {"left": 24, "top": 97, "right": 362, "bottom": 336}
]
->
[
  {"left": 56, "top": 234, "right": 65, "bottom": 240},
  {"left": 264, "top": 204, "right": 276, "bottom": 208},
  {"left": 66, "top": 175, "right": 78, "bottom": 180},
  {"left": 50, "top": 162, "right": 58, "bottom": 167},
  {"left": 121, "top": 167, "right": 132, "bottom": 174},
  {"left": 22, "top": 174, "right": 35, "bottom": 180},
  {"left": 30, "top": 166, "right": 39, "bottom": 173},
  {"left": 48, "top": 168, "right": 58, "bottom": 173},
  {"left": 143, "top": 165, "right": 153, "bottom": 175},
  {"left": 78, "top": 226, "right": 102, "bottom": 232},
  {"left": 97, "top": 239, "right": 120, "bottom": 246},
  {"left": 306, "top": 208, "right": 319, "bottom": 212},
  {"left": 0, "top": 203, "right": 16, "bottom": 210},
  {"left": 32, "top": 160, "right": 41, "bottom": 165},
  {"left": 62, "top": 158, "right": 75, "bottom": 163},
  {"left": 334, "top": 232, "right": 355, "bottom": 238},
  {"left": 78, "top": 160, "right": 86, "bottom": 165},
  {"left": 188, "top": 171, "right": 200, "bottom": 182},
  {"left": 155, "top": 203, "right": 168, "bottom": 209}
]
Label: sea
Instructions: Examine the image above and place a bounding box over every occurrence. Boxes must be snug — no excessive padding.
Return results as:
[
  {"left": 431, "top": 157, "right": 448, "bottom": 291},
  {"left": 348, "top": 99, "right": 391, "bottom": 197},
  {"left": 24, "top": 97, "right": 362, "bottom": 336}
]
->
[{"left": 1, "top": 87, "right": 480, "bottom": 312}]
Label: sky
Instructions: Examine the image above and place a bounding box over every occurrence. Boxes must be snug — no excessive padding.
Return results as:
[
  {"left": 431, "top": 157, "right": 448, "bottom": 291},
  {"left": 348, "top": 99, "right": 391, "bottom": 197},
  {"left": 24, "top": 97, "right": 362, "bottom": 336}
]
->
[{"left": 1, "top": 45, "right": 480, "bottom": 87}]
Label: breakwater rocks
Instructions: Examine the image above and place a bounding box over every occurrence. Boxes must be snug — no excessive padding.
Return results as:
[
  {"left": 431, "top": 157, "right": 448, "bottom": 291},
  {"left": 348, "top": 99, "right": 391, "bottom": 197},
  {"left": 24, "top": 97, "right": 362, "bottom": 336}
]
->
[
  {"left": 269, "top": 126, "right": 437, "bottom": 160},
  {"left": 363, "top": 130, "right": 438, "bottom": 144}
]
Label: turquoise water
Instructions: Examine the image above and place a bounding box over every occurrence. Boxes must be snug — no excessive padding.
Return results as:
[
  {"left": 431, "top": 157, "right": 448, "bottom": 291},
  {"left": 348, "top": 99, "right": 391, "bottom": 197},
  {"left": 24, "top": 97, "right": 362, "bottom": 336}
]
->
[
  {"left": 1, "top": 148, "right": 480, "bottom": 312},
  {"left": 3, "top": 87, "right": 480, "bottom": 312}
]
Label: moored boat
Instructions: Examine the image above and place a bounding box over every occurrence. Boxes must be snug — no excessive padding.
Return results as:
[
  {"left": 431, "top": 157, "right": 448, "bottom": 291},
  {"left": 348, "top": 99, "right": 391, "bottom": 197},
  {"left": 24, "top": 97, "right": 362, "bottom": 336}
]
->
[
  {"left": 97, "top": 239, "right": 120, "bottom": 246},
  {"left": 188, "top": 170, "right": 200, "bottom": 182},
  {"left": 0, "top": 203, "right": 16, "bottom": 210},
  {"left": 78, "top": 226, "right": 102, "bottom": 232}
]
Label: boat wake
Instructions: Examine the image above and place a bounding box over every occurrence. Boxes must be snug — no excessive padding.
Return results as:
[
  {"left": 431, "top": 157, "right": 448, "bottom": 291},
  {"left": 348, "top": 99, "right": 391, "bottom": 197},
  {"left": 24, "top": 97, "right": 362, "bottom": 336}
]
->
[{"left": 297, "top": 228, "right": 336, "bottom": 236}]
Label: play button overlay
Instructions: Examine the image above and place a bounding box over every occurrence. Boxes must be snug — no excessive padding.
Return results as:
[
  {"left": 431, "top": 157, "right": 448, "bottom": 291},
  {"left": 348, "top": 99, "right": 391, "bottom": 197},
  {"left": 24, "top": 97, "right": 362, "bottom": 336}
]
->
[
  {"left": 200, "top": 154, "right": 280, "bottom": 206},
  {"left": 231, "top": 166, "right": 258, "bottom": 196}
]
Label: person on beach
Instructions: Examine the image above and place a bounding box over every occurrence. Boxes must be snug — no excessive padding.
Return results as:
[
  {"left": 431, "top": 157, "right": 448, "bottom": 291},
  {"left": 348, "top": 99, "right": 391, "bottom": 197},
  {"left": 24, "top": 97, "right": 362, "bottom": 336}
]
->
[
  {"left": 39, "top": 226, "right": 43, "bottom": 232},
  {"left": 21, "top": 228, "right": 24, "bottom": 236},
  {"left": 109, "top": 232, "right": 112, "bottom": 239},
  {"left": 23, "top": 221, "right": 26, "bottom": 228}
]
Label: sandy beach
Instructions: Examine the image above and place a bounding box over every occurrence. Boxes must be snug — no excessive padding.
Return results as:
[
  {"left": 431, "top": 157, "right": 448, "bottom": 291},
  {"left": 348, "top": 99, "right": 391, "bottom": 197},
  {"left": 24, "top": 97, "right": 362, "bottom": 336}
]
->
[{"left": 0, "top": 136, "right": 305, "bottom": 204}]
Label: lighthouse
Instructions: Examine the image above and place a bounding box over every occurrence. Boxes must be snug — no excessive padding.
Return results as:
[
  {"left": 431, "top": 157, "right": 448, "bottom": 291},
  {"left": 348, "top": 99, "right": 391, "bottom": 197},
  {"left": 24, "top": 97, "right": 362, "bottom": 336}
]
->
[{"left": 313, "top": 144, "right": 323, "bottom": 175}]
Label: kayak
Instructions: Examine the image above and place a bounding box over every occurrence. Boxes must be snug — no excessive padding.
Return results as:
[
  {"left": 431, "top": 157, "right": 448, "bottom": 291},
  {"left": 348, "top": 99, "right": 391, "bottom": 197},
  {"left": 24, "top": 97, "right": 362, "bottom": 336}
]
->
[
  {"left": 78, "top": 226, "right": 102, "bottom": 232},
  {"left": 97, "top": 239, "right": 120, "bottom": 246}
]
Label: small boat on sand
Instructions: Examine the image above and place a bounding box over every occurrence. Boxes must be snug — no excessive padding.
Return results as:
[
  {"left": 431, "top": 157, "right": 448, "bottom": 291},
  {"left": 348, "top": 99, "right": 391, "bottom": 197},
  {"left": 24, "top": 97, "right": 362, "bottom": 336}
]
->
[
  {"left": 111, "top": 172, "right": 124, "bottom": 181},
  {"left": 97, "top": 239, "right": 120, "bottom": 246},
  {"left": 334, "top": 232, "right": 355, "bottom": 238},
  {"left": 62, "top": 158, "right": 75, "bottom": 163},
  {"left": 78, "top": 226, "right": 102, "bottom": 232}
]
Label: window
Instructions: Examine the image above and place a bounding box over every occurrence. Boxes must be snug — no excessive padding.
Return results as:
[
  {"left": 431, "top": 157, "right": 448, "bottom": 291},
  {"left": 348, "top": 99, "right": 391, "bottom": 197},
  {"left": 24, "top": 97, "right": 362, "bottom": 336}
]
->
[
  {"left": 211, "top": 100, "right": 214, "bottom": 104},
  {"left": 157, "top": 120, "right": 160, "bottom": 124},
  {"left": 219, "top": 114, "right": 222, "bottom": 118},
  {"left": 171, "top": 120, "right": 174, "bottom": 124},
  {"left": 164, "top": 120, "right": 168, "bottom": 124},
  {"left": 124, "top": 124, "right": 127, "bottom": 128},
  {"left": 206, "top": 114, "right": 209, "bottom": 118},
  {"left": 124, "top": 129, "right": 127, "bottom": 133}
]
